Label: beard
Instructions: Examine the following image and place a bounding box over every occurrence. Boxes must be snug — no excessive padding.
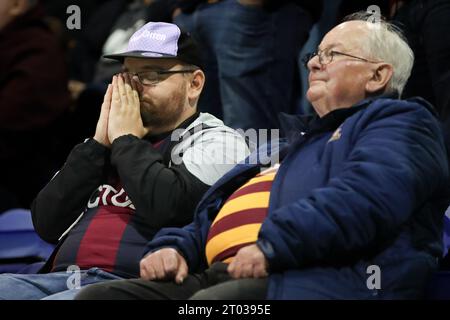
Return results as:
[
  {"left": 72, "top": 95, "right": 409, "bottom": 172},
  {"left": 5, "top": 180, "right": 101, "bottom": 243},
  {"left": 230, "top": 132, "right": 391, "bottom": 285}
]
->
[{"left": 139, "top": 83, "right": 187, "bottom": 128}]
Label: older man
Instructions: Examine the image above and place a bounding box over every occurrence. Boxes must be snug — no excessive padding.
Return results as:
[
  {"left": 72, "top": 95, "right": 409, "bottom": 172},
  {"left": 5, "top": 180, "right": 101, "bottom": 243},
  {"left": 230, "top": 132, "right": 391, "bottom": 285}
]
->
[
  {"left": 76, "top": 13, "right": 449, "bottom": 300},
  {"left": 0, "top": 21, "right": 249, "bottom": 300}
]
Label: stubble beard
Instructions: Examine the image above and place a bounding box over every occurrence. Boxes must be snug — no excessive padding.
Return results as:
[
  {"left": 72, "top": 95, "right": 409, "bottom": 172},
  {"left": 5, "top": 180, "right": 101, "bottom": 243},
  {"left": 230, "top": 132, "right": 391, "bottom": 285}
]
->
[{"left": 140, "top": 88, "right": 187, "bottom": 129}]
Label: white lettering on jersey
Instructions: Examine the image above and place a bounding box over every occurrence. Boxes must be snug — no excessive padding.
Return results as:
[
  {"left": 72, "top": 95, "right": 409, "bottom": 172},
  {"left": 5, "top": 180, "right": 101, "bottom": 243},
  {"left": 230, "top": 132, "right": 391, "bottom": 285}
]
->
[{"left": 87, "top": 184, "right": 135, "bottom": 210}]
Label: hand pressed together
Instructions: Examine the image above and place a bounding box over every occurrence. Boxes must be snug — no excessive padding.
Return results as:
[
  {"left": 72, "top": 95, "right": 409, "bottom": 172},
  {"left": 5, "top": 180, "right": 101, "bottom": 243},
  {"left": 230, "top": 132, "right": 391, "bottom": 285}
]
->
[{"left": 94, "top": 73, "right": 148, "bottom": 147}]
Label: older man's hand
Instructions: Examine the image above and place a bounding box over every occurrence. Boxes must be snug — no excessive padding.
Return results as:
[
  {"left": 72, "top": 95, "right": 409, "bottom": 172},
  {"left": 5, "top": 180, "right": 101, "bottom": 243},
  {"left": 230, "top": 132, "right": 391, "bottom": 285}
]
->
[
  {"left": 108, "top": 74, "right": 148, "bottom": 143},
  {"left": 140, "top": 248, "right": 188, "bottom": 284},
  {"left": 227, "top": 244, "right": 269, "bottom": 279}
]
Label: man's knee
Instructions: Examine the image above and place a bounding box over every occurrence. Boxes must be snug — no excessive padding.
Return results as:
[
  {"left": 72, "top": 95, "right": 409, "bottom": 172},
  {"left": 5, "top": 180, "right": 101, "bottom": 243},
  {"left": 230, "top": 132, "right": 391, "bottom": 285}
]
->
[
  {"left": 189, "top": 288, "right": 212, "bottom": 300},
  {"left": 189, "top": 278, "right": 268, "bottom": 300},
  {"left": 75, "top": 281, "right": 122, "bottom": 300}
]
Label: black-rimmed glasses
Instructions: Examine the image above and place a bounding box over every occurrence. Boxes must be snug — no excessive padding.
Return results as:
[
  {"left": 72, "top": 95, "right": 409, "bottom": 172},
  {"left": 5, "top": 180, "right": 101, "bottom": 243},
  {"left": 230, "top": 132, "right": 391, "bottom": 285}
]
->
[
  {"left": 302, "top": 50, "right": 381, "bottom": 68},
  {"left": 129, "top": 69, "right": 197, "bottom": 86}
]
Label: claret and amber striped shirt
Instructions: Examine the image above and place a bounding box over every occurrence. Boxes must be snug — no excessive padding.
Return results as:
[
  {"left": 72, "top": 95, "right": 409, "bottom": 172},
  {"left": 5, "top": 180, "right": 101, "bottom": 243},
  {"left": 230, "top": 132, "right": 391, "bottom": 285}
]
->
[{"left": 205, "top": 164, "right": 280, "bottom": 265}]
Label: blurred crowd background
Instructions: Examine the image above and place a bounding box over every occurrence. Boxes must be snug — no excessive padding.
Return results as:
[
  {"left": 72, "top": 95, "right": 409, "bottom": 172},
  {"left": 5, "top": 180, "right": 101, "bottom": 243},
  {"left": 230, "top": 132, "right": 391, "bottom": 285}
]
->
[{"left": 1, "top": 0, "right": 449, "bottom": 212}]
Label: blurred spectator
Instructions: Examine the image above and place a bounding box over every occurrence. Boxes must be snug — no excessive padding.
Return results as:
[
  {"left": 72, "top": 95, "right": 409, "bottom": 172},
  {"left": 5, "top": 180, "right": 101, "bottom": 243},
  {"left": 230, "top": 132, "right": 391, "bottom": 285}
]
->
[
  {"left": 173, "top": 0, "right": 323, "bottom": 130},
  {"left": 40, "top": 0, "right": 112, "bottom": 56},
  {"left": 298, "top": 0, "right": 341, "bottom": 115},
  {"left": 41, "top": 0, "right": 111, "bottom": 27},
  {"left": 338, "top": 0, "right": 390, "bottom": 19},
  {"left": 390, "top": 0, "right": 450, "bottom": 270},
  {"left": 0, "top": 0, "right": 70, "bottom": 211},
  {"left": 391, "top": 0, "right": 450, "bottom": 130}
]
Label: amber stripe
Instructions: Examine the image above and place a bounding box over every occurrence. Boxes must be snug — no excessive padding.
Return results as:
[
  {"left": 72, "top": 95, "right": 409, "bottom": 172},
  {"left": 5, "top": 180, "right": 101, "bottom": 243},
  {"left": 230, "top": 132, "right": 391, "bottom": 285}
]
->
[
  {"left": 205, "top": 224, "right": 262, "bottom": 265},
  {"left": 211, "top": 192, "right": 270, "bottom": 226}
]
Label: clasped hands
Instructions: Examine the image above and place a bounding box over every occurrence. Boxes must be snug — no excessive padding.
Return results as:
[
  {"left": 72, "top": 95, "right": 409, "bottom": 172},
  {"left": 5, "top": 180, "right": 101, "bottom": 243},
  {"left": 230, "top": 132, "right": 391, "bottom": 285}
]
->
[{"left": 94, "top": 73, "right": 148, "bottom": 147}]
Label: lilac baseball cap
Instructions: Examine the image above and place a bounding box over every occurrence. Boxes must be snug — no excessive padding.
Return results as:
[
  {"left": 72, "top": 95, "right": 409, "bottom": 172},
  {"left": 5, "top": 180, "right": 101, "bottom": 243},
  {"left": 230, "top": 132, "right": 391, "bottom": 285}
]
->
[{"left": 104, "top": 21, "right": 202, "bottom": 68}]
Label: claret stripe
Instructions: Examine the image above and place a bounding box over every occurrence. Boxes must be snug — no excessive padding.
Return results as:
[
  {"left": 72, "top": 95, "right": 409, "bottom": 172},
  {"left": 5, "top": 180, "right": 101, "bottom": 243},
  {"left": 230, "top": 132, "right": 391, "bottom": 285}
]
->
[
  {"left": 211, "top": 192, "right": 270, "bottom": 225},
  {"left": 206, "top": 208, "right": 268, "bottom": 241}
]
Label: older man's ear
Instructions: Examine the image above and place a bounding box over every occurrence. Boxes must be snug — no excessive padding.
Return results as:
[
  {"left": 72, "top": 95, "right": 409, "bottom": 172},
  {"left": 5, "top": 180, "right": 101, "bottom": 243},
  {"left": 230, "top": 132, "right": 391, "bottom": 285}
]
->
[{"left": 365, "top": 63, "right": 394, "bottom": 95}]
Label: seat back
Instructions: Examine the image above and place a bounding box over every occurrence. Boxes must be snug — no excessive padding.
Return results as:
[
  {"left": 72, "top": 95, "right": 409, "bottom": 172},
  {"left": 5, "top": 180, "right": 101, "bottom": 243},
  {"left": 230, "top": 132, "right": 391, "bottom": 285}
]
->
[
  {"left": 0, "top": 209, "right": 55, "bottom": 273},
  {"left": 426, "top": 207, "right": 450, "bottom": 299}
]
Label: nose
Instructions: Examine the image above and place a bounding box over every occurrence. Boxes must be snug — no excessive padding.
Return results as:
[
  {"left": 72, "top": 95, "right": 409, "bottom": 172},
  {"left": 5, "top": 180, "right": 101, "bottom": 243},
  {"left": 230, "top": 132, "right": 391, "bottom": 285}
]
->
[{"left": 307, "top": 54, "right": 322, "bottom": 72}]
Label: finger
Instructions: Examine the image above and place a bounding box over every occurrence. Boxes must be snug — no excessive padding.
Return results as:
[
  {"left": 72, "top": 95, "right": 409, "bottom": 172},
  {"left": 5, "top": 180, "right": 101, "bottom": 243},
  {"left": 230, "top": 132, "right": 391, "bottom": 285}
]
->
[
  {"left": 103, "top": 84, "right": 112, "bottom": 104},
  {"left": 133, "top": 91, "right": 140, "bottom": 110},
  {"left": 127, "top": 74, "right": 140, "bottom": 108},
  {"left": 111, "top": 75, "right": 120, "bottom": 109},
  {"left": 229, "top": 259, "right": 242, "bottom": 279},
  {"left": 131, "top": 75, "right": 144, "bottom": 95},
  {"left": 140, "top": 262, "right": 149, "bottom": 280},
  {"left": 253, "top": 263, "right": 268, "bottom": 278},
  {"left": 124, "top": 73, "right": 134, "bottom": 107},
  {"left": 129, "top": 73, "right": 137, "bottom": 91},
  {"left": 227, "top": 258, "right": 239, "bottom": 278},
  {"left": 117, "top": 74, "right": 128, "bottom": 106},
  {"left": 175, "top": 258, "right": 188, "bottom": 284},
  {"left": 227, "top": 260, "right": 235, "bottom": 275},
  {"left": 240, "top": 263, "right": 253, "bottom": 279},
  {"left": 140, "top": 258, "right": 155, "bottom": 280},
  {"left": 100, "top": 84, "right": 112, "bottom": 116},
  {"left": 123, "top": 73, "right": 131, "bottom": 107},
  {"left": 152, "top": 256, "right": 166, "bottom": 280},
  {"left": 130, "top": 77, "right": 140, "bottom": 107},
  {"left": 146, "top": 264, "right": 157, "bottom": 281},
  {"left": 162, "top": 253, "right": 178, "bottom": 277}
]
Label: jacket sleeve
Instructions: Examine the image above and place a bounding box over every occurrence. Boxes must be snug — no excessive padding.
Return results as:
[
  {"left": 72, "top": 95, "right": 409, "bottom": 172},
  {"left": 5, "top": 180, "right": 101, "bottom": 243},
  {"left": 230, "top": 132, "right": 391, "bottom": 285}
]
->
[
  {"left": 257, "top": 100, "right": 449, "bottom": 271},
  {"left": 142, "top": 218, "right": 210, "bottom": 272},
  {"left": 110, "top": 129, "right": 248, "bottom": 230},
  {"left": 111, "top": 134, "right": 209, "bottom": 230},
  {"left": 142, "top": 193, "right": 223, "bottom": 271},
  {"left": 31, "top": 139, "right": 109, "bottom": 243}
]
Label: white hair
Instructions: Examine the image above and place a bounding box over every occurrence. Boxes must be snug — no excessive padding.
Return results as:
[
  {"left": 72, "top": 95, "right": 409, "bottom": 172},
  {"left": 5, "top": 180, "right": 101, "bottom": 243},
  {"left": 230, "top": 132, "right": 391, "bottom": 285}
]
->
[{"left": 344, "top": 12, "right": 414, "bottom": 97}]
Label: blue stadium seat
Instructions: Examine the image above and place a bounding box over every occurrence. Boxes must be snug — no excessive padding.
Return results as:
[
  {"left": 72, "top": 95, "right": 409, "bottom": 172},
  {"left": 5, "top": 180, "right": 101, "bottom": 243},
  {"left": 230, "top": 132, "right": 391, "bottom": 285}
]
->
[
  {"left": 443, "top": 207, "right": 450, "bottom": 258},
  {"left": 426, "top": 271, "right": 450, "bottom": 300},
  {"left": 425, "top": 207, "right": 450, "bottom": 299},
  {"left": 0, "top": 209, "right": 54, "bottom": 274}
]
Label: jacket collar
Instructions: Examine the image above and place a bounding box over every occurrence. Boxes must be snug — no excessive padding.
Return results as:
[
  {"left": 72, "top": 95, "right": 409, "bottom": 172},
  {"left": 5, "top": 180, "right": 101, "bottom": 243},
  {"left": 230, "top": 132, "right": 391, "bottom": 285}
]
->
[{"left": 279, "top": 92, "right": 399, "bottom": 141}]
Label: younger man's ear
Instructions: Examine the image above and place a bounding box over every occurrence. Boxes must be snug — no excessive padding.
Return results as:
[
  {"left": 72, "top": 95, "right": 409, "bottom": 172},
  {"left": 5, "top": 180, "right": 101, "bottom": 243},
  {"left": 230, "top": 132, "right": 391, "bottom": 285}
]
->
[{"left": 187, "top": 69, "right": 205, "bottom": 103}]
